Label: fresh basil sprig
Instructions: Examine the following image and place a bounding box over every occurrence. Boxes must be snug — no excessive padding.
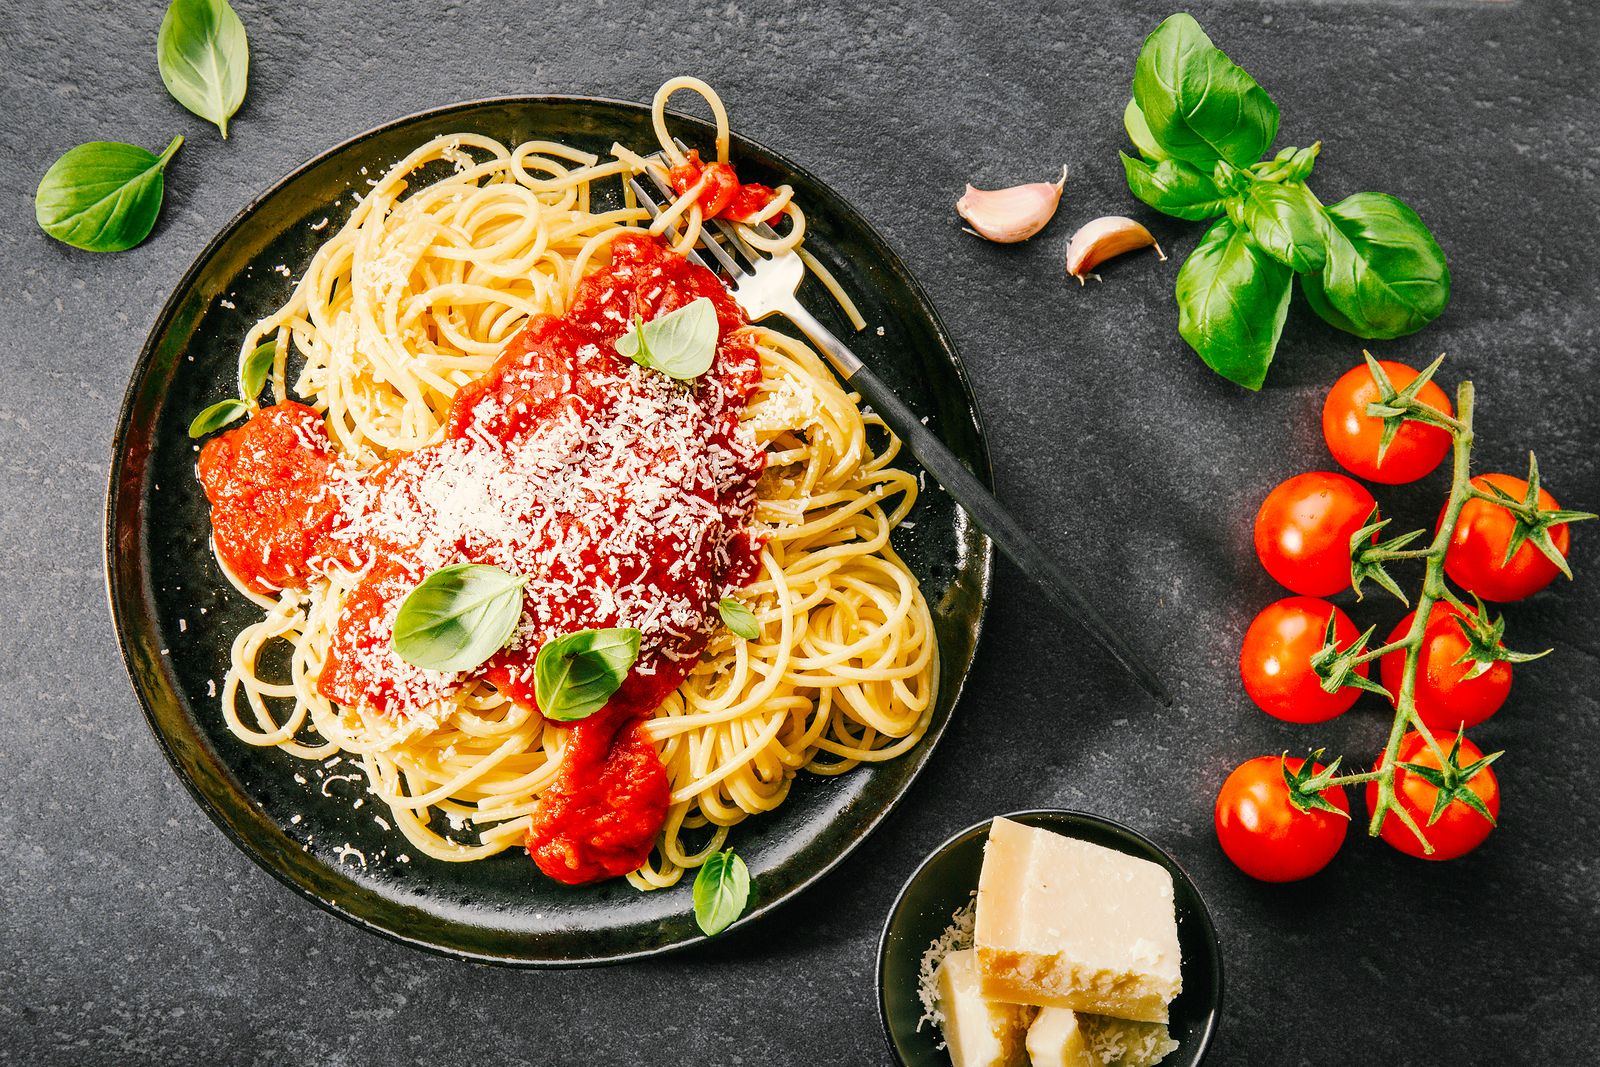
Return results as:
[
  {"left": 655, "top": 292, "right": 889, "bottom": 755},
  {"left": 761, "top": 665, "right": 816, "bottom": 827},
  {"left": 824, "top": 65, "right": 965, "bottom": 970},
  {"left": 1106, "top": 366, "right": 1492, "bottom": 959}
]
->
[
  {"left": 158, "top": 0, "right": 250, "bottom": 139},
  {"left": 693, "top": 848, "right": 750, "bottom": 936},
  {"left": 391, "top": 564, "right": 529, "bottom": 673},
  {"left": 35, "top": 137, "right": 183, "bottom": 253},
  {"left": 1123, "top": 12, "right": 1451, "bottom": 389},
  {"left": 615, "top": 297, "right": 719, "bottom": 380},
  {"left": 534, "top": 627, "right": 642, "bottom": 721},
  {"left": 717, "top": 597, "right": 760, "bottom": 640}
]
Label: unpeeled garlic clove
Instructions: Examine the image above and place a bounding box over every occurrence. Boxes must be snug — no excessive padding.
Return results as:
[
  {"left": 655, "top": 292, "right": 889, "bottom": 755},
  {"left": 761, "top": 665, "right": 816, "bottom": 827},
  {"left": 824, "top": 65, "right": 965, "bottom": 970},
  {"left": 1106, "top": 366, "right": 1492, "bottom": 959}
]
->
[
  {"left": 956, "top": 166, "right": 1068, "bottom": 243},
  {"left": 1066, "top": 216, "right": 1167, "bottom": 284}
]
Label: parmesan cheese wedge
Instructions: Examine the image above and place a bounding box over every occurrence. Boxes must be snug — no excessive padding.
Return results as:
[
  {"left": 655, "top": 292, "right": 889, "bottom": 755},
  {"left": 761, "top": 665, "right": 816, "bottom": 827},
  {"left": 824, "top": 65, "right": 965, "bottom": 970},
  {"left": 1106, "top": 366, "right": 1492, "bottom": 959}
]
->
[
  {"left": 1025, "top": 1007, "right": 1180, "bottom": 1067},
  {"left": 935, "top": 948, "right": 1036, "bottom": 1067},
  {"left": 974, "top": 818, "right": 1182, "bottom": 1023}
]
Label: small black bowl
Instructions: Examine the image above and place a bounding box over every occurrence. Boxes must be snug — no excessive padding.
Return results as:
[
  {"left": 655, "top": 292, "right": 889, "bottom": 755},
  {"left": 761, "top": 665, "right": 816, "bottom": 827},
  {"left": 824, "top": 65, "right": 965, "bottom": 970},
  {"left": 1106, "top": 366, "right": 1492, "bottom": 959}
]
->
[{"left": 877, "top": 810, "right": 1222, "bottom": 1066}]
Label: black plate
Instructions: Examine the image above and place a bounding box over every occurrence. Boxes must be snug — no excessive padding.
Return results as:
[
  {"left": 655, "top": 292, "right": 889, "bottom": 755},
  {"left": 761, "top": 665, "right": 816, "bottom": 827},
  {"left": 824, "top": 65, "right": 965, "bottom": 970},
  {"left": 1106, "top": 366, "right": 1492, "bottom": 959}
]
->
[
  {"left": 877, "top": 810, "right": 1222, "bottom": 1065},
  {"left": 104, "top": 97, "right": 993, "bottom": 965}
]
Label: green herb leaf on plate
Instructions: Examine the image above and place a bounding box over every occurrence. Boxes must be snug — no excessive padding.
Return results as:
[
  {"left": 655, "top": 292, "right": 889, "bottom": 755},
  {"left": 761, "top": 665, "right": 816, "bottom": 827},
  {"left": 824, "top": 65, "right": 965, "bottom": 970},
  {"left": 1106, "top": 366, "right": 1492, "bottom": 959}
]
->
[
  {"left": 534, "top": 627, "right": 642, "bottom": 722},
  {"left": 35, "top": 137, "right": 183, "bottom": 252},
  {"left": 1175, "top": 216, "right": 1293, "bottom": 391},
  {"left": 615, "top": 297, "right": 719, "bottom": 380},
  {"left": 1300, "top": 192, "right": 1451, "bottom": 340},
  {"left": 392, "top": 563, "right": 528, "bottom": 673},
  {"left": 693, "top": 849, "right": 750, "bottom": 936},
  {"left": 188, "top": 397, "right": 248, "bottom": 438},
  {"left": 1132, "top": 12, "right": 1279, "bottom": 169},
  {"left": 158, "top": 0, "right": 250, "bottom": 139},
  {"left": 1120, "top": 152, "right": 1229, "bottom": 221},
  {"left": 1235, "top": 180, "right": 1329, "bottom": 273},
  {"left": 718, "top": 597, "right": 760, "bottom": 640},
  {"left": 240, "top": 338, "right": 276, "bottom": 400}
]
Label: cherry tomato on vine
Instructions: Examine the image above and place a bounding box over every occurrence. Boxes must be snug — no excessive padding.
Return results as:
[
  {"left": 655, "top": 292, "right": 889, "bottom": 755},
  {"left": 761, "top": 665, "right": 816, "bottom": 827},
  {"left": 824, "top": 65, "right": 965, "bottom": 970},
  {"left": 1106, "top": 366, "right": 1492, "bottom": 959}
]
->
[
  {"left": 1240, "top": 597, "right": 1368, "bottom": 723},
  {"left": 1379, "top": 605, "right": 1512, "bottom": 732},
  {"left": 1254, "top": 472, "right": 1377, "bottom": 596},
  {"left": 1368, "top": 731, "right": 1500, "bottom": 861},
  {"left": 1215, "top": 755, "right": 1349, "bottom": 882},
  {"left": 1443, "top": 473, "right": 1574, "bottom": 602},
  {"left": 1322, "top": 360, "right": 1454, "bottom": 484}
]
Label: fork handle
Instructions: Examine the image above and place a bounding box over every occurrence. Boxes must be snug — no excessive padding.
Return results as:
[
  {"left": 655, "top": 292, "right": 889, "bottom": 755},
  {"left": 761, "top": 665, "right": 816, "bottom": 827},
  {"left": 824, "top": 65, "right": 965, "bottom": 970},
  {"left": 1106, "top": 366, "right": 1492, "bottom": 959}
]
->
[{"left": 782, "top": 304, "right": 1172, "bottom": 708}]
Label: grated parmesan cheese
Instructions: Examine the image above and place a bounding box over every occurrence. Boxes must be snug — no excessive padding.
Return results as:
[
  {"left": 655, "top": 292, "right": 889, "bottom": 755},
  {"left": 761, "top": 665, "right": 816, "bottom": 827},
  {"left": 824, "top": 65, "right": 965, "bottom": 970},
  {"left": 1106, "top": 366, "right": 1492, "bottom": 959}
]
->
[{"left": 917, "top": 893, "right": 978, "bottom": 1044}]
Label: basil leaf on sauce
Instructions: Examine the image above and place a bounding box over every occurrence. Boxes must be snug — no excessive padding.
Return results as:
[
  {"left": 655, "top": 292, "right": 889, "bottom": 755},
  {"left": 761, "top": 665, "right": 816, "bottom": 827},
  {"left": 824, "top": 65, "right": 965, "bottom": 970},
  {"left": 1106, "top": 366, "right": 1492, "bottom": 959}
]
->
[
  {"left": 693, "top": 849, "right": 750, "bottom": 936},
  {"left": 391, "top": 564, "right": 529, "bottom": 673},
  {"left": 158, "top": 0, "right": 250, "bottom": 139},
  {"left": 615, "top": 297, "right": 719, "bottom": 380},
  {"left": 34, "top": 137, "right": 183, "bottom": 252},
  {"left": 188, "top": 397, "right": 248, "bottom": 438},
  {"left": 240, "top": 338, "right": 276, "bottom": 400},
  {"left": 718, "top": 597, "right": 759, "bottom": 640},
  {"left": 534, "top": 627, "right": 642, "bottom": 722}
]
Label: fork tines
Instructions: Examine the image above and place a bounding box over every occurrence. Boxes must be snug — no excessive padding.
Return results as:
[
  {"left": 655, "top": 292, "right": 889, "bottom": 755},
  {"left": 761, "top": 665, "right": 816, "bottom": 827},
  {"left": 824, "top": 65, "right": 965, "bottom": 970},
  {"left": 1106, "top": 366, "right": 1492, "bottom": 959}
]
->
[{"left": 626, "top": 161, "right": 760, "bottom": 281}]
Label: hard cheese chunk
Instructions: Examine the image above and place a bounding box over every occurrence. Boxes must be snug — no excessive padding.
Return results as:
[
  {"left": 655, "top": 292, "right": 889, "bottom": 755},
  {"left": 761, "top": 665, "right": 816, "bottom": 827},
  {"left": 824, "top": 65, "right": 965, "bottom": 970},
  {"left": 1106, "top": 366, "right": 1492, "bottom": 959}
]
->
[
  {"left": 1026, "top": 1007, "right": 1179, "bottom": 1067},
  {"left": 936, "top": 948, "right": 1036, "bottom": 1067},
  {"left": 975, "top": 818, "right": 1181, "bottom": 1022}
]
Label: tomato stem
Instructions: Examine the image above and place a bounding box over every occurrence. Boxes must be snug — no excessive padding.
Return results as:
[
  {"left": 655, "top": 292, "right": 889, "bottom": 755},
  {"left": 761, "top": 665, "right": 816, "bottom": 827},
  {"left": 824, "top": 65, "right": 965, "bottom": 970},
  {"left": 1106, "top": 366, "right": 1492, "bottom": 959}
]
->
[{"left": 1363, "top": 379, "right": 1477, "bottom": 851}]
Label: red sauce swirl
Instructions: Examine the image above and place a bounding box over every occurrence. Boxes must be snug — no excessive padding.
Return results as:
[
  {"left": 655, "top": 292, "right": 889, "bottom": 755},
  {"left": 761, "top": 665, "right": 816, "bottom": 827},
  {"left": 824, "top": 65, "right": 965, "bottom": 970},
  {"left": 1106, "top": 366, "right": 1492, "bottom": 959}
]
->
[{"left": 198, "top": 234, "right": 766, "bottom": 883}]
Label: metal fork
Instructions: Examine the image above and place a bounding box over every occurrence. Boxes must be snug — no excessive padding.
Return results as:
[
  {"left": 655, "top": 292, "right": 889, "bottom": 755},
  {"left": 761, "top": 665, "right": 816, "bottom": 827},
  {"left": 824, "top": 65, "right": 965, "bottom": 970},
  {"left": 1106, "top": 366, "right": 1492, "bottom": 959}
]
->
[{"left": 626, "top": 164, "right": 1171, "bottom": 708}]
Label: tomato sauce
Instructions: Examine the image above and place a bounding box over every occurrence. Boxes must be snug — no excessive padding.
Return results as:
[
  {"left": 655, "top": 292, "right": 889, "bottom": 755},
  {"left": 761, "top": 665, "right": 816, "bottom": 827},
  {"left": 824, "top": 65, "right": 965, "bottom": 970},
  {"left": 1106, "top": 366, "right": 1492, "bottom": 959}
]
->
[
  {"left": 668, "top": 149, "right": 784, "bottom": 223},
  {"left": 195, "top": 402, "right": 343, "bottom": 595},
  {"left": 197, "top": 234, "right": 767, "bottom": 884}
]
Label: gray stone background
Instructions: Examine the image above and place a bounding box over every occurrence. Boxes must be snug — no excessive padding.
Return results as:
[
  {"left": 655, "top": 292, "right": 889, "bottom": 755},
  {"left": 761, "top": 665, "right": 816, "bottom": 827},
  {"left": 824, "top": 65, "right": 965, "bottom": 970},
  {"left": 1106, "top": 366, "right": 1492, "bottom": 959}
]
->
[{"left": 3, "top": 0, "right": 1597, "bottom": 1063}]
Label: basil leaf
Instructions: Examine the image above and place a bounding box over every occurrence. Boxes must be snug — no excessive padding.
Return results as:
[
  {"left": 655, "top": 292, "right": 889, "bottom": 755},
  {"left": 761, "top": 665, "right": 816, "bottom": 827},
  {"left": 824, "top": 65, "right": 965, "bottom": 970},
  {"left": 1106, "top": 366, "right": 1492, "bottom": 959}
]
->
[
  {"left": 1175, "top": 216, "right": 1293, "bottom": 391},
  {"left": 1236, "top": 181, "right": 1329, "bottom": 273},
  {"left": 693, "top": 849, "right": 750, "bottom": 936},
  {"left": 34, "top": 137, "right": 183, "bottom": 253},
  {"left": 188, "top": 398, "right": 248, "bottom": 438},
  {"left": 1121, "top": 152, "right": 1228, "bottom": 222},
  {"left": 1133, "top": 13, "right": 1279, "bottom": 168},
  {"left": 717, "top": 597, "right": 759, "bottom": 640},
  {"left": 1282, "top": 144, "right": 1321, "bottom": 184},
  {"left": 158, "top": 0, "right": 250, "bottom": 139},
  {"left": 615, "top": 297, "right": 719, "bottom": 380},
  {"left": 392, "top": 564, "right": 528, "bottom": 673},
  {"left": 1300, "top": 192, "right": 1450, "bottom": 340},
  {"left": 240, "top": 339, "right": 276, "bottom": 400},
  {"left": 534, "top": 627, "right": 642, "bottom": 722},
  {"left": 1123, "top": 99, "right": 1169, "bottom": 163}
]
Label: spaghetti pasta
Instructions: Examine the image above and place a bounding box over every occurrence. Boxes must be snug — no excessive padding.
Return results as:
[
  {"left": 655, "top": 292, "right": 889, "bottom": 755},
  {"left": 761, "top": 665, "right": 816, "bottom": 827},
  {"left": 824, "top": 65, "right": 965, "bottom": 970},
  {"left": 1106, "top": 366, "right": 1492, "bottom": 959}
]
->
[{"left": 207, "top": 80, "right": 936, "bottom": 890}]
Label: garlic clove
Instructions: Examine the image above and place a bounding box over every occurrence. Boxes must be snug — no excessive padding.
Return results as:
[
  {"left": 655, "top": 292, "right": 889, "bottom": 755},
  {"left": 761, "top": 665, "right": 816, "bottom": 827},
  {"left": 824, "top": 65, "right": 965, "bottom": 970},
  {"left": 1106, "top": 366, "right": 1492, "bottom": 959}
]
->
[
  {"left": 956, "top": 166, "right": 1068, "bottom": 244},
  {"left": 1065, "top": 216, "right": 1167, "bottom": 284}
]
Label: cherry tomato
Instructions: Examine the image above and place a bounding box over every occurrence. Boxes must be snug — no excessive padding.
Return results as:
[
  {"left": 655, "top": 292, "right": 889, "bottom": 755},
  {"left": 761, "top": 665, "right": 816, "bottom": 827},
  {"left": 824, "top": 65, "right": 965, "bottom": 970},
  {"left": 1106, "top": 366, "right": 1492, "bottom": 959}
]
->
[
  {"left": 1379, "top": 605, "right": 1511, "bottom": 732},
  {"left": 1444, "top": 473, "right": 1573, "bottom": 601},
  {"left": 1321, "top": 360, "right": 1453, "bottom": 484},
  {"left": 1254, "top": 471, "right": 1377, "bottom": 596},
  {"left": 1240, "top": 597, "right": 1368, "bottom": 723},
  {"left": 1215, "top": 756, "right": 1349, "bottom": 882},
  {"left": 1368, "top": 731, "right": 1499, "bottom": 861}
]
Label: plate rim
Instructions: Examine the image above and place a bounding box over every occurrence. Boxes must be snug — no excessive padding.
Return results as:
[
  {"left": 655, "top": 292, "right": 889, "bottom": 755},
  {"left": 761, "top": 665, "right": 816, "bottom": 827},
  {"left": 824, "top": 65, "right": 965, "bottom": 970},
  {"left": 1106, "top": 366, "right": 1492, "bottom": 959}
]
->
[{"left": 103, "top": 93, "right": 995, "bottom": 967}]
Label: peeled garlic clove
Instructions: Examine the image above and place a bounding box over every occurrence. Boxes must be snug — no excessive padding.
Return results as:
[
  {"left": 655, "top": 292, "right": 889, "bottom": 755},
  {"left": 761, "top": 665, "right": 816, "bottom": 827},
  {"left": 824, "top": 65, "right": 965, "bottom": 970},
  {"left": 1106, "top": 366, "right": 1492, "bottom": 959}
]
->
[
  {"left": 956, "top": 166, "right": 1068, "bottom": 243},
  {"left": 1066, "top": 216, "right": 1167, "bottom": 284}
]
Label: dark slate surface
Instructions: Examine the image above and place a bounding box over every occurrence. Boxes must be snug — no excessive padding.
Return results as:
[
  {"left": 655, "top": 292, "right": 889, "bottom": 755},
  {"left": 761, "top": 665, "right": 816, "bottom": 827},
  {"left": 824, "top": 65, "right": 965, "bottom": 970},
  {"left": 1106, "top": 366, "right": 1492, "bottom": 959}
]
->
[{"left": 3, "top": 1, "right": 1596, "bottom": 1063}]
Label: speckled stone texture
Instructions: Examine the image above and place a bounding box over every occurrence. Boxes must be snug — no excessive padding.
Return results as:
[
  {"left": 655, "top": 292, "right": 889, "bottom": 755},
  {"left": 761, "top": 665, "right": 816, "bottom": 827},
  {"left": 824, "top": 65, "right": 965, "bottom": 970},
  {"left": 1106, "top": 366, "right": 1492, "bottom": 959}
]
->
[{"left": 3, "top": 1, "right": 1597, "bottom": 1063}]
